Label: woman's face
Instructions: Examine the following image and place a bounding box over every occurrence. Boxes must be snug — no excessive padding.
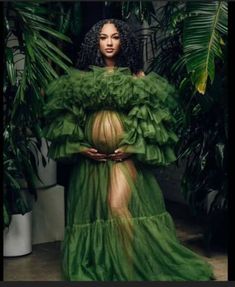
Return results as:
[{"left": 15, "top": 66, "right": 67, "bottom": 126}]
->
[{"left": 99, "top": 23, "right": 121, "bottom": 60}]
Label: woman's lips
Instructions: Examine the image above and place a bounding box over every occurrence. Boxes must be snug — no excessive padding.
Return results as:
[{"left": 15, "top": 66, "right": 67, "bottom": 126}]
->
[{"left": 105, "top": 49, "right": 114, "bottom": 52}]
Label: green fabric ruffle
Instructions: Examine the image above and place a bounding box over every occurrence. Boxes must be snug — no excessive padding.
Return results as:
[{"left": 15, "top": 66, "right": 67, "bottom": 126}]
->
[
  {"left": 43, "top": 66, "right": 180, "bottom": 165},
  {"left": 62, "top": 211, "right": 214, "bottom": 281}
]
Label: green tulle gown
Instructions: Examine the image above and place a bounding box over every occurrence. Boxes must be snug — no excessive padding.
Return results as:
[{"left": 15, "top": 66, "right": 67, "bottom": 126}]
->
[{"left": 43, "top": 66, "right": 214, "bottom": 281}]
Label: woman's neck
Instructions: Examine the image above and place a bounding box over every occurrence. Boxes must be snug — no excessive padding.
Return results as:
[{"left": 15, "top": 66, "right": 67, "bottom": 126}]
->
[{"left": 104, "top": 58, "right": 116, "bottom": 69}]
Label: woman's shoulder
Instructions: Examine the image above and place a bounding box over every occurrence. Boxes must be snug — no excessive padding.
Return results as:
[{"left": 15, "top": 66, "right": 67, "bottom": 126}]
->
[
  {"left": 133, "top": 70, "right": 145, "bottom": 78},
  {"left": 133, "top": 70, "right": 167, "bottom": 80}
]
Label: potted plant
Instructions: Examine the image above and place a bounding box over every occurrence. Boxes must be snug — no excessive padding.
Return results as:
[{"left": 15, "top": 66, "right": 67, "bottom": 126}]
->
[
  {"left": 3, "top": 1, "right": 72, "bottom": 256},
  {"left": 3, "top": 126, "right": 36, "bottom": 256}
]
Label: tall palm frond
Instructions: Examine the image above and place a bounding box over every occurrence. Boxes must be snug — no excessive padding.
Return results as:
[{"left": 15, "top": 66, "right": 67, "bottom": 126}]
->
[
  {"left": 5, "top": 2, "right": 72, "bottom": 123},
  {"left": 183, "top": 2, "right": 227, "bottom": 94}
]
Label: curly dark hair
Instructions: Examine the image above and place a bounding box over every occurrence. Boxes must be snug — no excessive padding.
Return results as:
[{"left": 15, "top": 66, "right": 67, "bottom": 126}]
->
[{"left": 76, "top": 19, "right": 143, "bottom": 74}]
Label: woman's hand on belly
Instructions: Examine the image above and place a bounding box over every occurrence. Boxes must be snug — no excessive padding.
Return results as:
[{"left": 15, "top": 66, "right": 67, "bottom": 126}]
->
[
  {"left": 108, "top": 147, "right": 131, "bottom": 162},
  {"left": 80, "top": 147, "right": 107, "bottom": 162}
]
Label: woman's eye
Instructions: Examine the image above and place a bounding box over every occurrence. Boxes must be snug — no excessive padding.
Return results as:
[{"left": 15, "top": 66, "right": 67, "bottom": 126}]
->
[
  {"left": 99, "top": 36, "right": 106, "bottom": 40},
  {"left": 113, "top": 36, "right": 120, "bottom": 40}
]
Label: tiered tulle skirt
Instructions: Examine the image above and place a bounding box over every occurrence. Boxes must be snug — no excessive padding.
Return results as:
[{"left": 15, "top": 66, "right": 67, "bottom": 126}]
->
[{"left": 61, "top": 111, "right": 214, "bottom": 281}]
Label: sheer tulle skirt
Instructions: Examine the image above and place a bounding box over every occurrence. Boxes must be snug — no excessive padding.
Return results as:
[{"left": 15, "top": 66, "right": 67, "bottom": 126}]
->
[{"left": 61, "top": 110, "right": 214, "bottom": 281}]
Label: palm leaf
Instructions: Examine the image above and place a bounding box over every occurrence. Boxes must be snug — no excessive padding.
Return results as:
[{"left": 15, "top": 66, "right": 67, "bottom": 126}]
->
[
  {"left": 13, "top": 1, "right": 49, "bottom": 15},
  {"left": 183, "top": 2, "right": 227, "bottom": 94},
  {"left": 4, "top": 2, "right": 74, "bottom": 218},
  {"left": 36, "top": 34, "right": 72, "bottom": 63},
  {"left": 32, "top": 24, "right": 72, "bottom": 42}
]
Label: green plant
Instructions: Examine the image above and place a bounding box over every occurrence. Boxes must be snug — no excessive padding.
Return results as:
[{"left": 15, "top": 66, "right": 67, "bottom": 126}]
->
[
  {"left": 175, "top": 4, "right": 227, "bottom": 246},
  {"left": 182, "top": 2, "right": 227, "bottom": 94},
  {"left": 179, "top": 55, "right": 228, "bottom": 250},
  {"left": 140, "top": 1, "right": 228, "bottom": 248},
  {"left": 3, "top": 127, "right": 34, "bottom": 227},
  {"left": 3, "top": 1, "right": 73, "bottom": 228}
]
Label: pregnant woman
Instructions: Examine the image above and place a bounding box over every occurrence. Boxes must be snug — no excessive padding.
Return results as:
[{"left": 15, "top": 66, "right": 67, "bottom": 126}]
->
[{"left": 43, "top": 19, "right": 214, "bottom": 281}]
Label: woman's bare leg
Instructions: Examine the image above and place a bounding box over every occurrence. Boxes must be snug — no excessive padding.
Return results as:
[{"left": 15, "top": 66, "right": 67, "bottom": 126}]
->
[{"left": 108, "top": 160, "right": 136, "bottom": 272}]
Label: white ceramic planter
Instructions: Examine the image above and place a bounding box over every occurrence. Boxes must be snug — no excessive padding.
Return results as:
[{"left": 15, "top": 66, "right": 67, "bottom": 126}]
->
[{"left": 4, "top": 211, "right": 32, "bottom": 257}]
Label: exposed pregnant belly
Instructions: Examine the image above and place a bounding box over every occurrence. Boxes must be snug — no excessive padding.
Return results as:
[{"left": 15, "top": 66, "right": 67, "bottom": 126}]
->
[
  {"left": 86, "top": 110, "right": 137, "bottom": 220},
  {"left": 87, "top": 110, "right": 124, "bottom": 154}
]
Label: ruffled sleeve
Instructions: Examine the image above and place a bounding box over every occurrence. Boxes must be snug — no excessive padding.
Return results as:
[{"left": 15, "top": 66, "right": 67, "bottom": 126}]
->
[
  {"left": 43, "top": 70, "right": 90, "bottom": 161},
  {"left": 120, "top": 72, "right": 179, "bottom": 166}
]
